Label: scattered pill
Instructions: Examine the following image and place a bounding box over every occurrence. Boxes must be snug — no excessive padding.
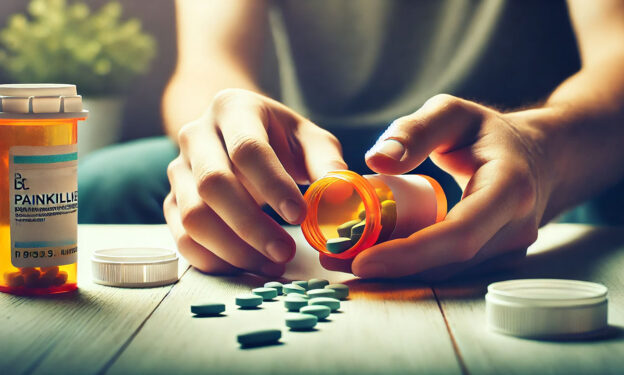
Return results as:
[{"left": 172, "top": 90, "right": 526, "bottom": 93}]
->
[
  {"left": 235, "top": 293, "right": 263, "bottom": 309},
  {"left": 307, "top": 288, "right": 336, "bottom": 299},
  {"left": 310, "top": 297, "right": 341, "bottom": 312},
  {"left": 237, "top": 329, "right": 281, "bottom": 347},
  {"left": 264, "top": 281, "right": 284, "bottom": 295},
  {"left": 351, "top": 221, "right": 366, "bottom": 237},
  {"left": 326, "top": 237, "right": 352, "bottom": 254},
  {"left": 191, "top": 302, "right": 226, "bottom": 316},
  {"left": 284, "top": 295, "right": 309, "bottom": 311},
  {"left": 283, "top": 283, "right": 306, "bottom": 295},
  {"left": 252, "top": 287, "right": 278, "bottom": 300},
  {"left": 285, "top": 313, "right": 318, "bottom": 331},
  {"left": 300, "top": 305, "right": 331, "bottom": 321},
  {"left": 337, "top": 219, "right": 361, "bottom": 238},
  {"left": 307, "top": 278, "right": 329, "bottom": 290},
  {"left": 325, "top": 284, "right": 349, "bottom": 300},
  {"left": 293, "top": 280, "right": 308, "bottom": 290}
]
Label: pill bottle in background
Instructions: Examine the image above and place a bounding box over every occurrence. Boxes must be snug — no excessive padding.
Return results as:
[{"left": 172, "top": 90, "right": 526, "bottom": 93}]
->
[
  {"left": 0, "top": 84, "right": 87, "bottom": 295},
  {"left": 301, "top": 170, "right": 447, "bottom": 259}
]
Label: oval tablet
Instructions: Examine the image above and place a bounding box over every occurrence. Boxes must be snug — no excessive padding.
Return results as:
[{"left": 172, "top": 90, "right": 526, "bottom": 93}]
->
[
  {"left": 310, "top": 297, "right": 340, "bottom": 312},
  {"left": 264, "top": 281, "right": 284, "bottom": 295},
  {"left": 308, "top": 278, "right": 329, "bottom": 290},
  {"left": 237, "top": 329, "right": 281, "bottom": 347},
  {"left": 284, "top": 295, "right": 308, "bottom": 311},
  {"left": 300, "top": 305, "right": 331, "bottom": 320},
  {"left": 190, "top": 302, "right": 225, "bottom": 316},
  {"left": 326, "top": 237, "right": 352, "bottom": 254},
  {"left": 285, "top": 313, "right": 318, "bottom": 330},
  {"left": 235, "top": 293, "right": 263, "bottom": 308},
  {"left": 325, "top": 284, "right": 349, "bottom": 300},
  {"left": 307, "top": 289, "right": 336, "bottom": 299},
  {"left": 252, "top": 287, "right": 278, "bottom": 300},
  {"left": 293, "top": 280, "right": 309, "bottom": 290},
  {"left": 283, "top": 283, "right": 306, "bottom": 295}
]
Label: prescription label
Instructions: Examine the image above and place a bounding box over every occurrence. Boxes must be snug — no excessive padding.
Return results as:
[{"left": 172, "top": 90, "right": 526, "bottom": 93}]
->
[{"left": 8, "top": 145, "right": 78, "bottom": 268}]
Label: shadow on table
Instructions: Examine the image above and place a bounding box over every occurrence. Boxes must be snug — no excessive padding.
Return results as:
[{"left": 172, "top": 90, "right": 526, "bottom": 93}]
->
[{"left": 432, "top": 226, "right": 624, "bottom": 300}]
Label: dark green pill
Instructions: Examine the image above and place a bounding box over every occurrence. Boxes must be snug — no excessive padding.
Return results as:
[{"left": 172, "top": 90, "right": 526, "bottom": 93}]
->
[
  {"left": 190, "top": 302, "right": 225, "bottom": 316},
  {"left": 252, "top": 287, "right": 278, "bottom": 300},
  {"left": 237, "top": 329, "right": 281, "bottom": 347},
  {"left": 308, "top": 278, "right": 329, "bottom": 290},
  {"left": 326, "top": 237, "right": 352, "bottom": 254}
]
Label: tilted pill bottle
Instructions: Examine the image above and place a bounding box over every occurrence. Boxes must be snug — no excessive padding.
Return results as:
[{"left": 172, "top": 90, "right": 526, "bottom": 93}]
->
[
  {"left": 0, "top": 84, "right": 87, "bottom": 295},
  {"left": 301, "top": 170, "right": 447, "bottom": 259}
]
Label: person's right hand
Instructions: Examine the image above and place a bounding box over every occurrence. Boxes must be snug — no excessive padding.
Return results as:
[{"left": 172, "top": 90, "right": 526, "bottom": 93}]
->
[{"left": 164, "top": 89, "right": 348, "bottom": 277}]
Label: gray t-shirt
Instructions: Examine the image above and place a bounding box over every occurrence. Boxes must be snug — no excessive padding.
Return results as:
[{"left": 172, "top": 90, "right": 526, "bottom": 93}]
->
[{"left": 268, "top": 0, "right": 579, "bottom": 127}]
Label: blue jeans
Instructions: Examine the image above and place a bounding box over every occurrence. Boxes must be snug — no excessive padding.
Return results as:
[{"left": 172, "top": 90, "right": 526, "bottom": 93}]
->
[{"left": 78, "top": 136, "right": 624, "bottom": 225}]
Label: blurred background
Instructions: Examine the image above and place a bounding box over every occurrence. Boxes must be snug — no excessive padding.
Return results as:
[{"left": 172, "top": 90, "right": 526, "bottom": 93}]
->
[{"left": 0, "top": 0, "right": 176, "bottom": 156}]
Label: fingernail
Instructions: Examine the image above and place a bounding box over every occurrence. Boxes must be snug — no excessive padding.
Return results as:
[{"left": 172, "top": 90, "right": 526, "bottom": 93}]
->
[
  {"left": 356, "top": 262, "right": 388, "bottom": 278},
  {"left": 266, "top": 239, "right": 293, "bottom": 263},
  {"left": 280, "top": 199, "right": 304, "bottom": 223},
  {"left": 370, "top": 139, "right": 405, "bottom": 161},
  {"left": 261, "top": 262, "right": 285, "bottom": 277}
]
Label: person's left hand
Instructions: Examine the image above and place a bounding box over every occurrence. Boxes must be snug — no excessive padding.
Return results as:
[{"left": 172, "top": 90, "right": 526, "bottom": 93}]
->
[{"left": 320, "top": 94, "right": 555, "bottom": 280}]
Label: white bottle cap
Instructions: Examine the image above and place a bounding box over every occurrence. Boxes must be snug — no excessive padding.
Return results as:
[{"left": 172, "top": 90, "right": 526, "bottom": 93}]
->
[
  {"left": 91, "top": 248, "right": 179, "bottom": 288},
  {"left": 486, "top": 279, "right": 608, "bottom": 339},
  {"left": 0, "top": 83, "right": 88, "bottom": 119}
]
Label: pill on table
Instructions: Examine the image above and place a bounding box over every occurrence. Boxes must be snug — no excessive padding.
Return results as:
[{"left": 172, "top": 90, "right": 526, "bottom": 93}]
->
[
  {"left": 337, "top": 219, "right": 361, "bottom": 238},
  {"left": 307, "top": 278, "right": 329, "bottom": 290},
  {"left": 237, "top": 329, "right": 281, "bottom": 347},
  {"left": 283, "top": 283, "right": 306, "bottom": 295},
  {"left": 235, "top": 293, "right": 263, "bottom": 309},
  {"left": 300, "top": 305, "right": 331, "bottom": 321},
  {"left": 310, "top": 297, "right": 341, "bottom": 312},
  {"left": 284, "top": 295, "right": 309, "bottom": 311},
  {"left": 191, "top": 302, "right": 226, "bottom": 316},
  {"left": 264, "top": 281, "right": 284, "bottom": 295},
  {"left": 285, "top": 313, "right": 318, "bottom": 331},
  {"left": 252, "top": 287, "right": 278, "bottom": 300},
  {"left": 325, "top": 284, "right": 349, "bottom": 300},
  {"left": 326, "top": 237, "right": 352, "bottom": 254},
  {"left": 307, "top": 288, "right": 336, "bottom": 299},
  {"left": 293, "top": 280, "right": 308, "bottom": 290}
]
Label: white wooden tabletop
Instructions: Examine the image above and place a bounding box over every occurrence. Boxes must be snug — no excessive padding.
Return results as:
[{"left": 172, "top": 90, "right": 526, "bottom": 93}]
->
[{"left": 1, "top": 223, "right": 623, "bottom": 375}]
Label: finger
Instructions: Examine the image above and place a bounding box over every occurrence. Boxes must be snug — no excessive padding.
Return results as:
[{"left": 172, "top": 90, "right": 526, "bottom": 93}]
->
[
  {"left": 365, "top": 94, "right": 484, "bottom": 175},
  {"left": 352, "top": 160, "right": 536, "bottom": 278},
  {"left": 297, "top": 122, "right": 348, "bottom": 181},
  {"left": 167, "top": 157, "right": 286, "bottom": 276},
  {"left": 178, "top": 121, "right": 295, "bottom": 263},
  {"left": 163, "top": 193, "right": 241, "bottom": 275},
  {"left": 212, "top": 92, "right": 307, "bottom": 224},
  {"left": 319, "top": 253, "right": 353, "bottom": 273}
]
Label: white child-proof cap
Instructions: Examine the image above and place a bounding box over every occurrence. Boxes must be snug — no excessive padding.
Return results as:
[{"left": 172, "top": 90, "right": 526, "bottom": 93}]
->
[
  {"left": 486, "top": 279, "right": 608, "bottom": 339},
  {"left": 91, "top": 248, "right": 179, "bottom": 288},
  {"left": 0, "top": 83, "right": 88, "bottom": 119}
]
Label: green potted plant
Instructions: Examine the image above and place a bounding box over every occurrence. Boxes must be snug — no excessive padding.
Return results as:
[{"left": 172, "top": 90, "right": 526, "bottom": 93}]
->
[{"left": 0, "top": 0, "right": 156, "bottom": 156}]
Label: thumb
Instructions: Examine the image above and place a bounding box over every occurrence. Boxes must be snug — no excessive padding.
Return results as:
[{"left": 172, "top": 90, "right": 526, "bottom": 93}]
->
[
  {"left": 365, "top": 94, "right": 483, "bottom": 175},
  {"left": 299, "top": 122, "right": 348, "bottom": 181}
]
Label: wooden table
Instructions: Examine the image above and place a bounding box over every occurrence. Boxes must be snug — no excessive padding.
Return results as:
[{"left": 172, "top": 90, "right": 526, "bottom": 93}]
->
[{"left": 1, "top": 224, "right": 623, "bottom": 375}]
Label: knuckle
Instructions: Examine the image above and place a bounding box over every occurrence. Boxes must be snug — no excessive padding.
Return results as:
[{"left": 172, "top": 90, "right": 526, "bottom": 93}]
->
[
  {"left": 212, "top": 88, "right": 246, "bottom": 107},
  {"left": 228, "top": 136, "right": 267, "bottom": 165},
  {"left": 166, "top": 157, "right": 182, "bottom": 182},
  {"left": 425, "top": 94, "right": 467, "bottom": 116},
  {"left": 180, "top": 203, "right": 205, "bottom": 231},
  {"left": 177, "top": 121, "right": 197, "bottom": 149},
  {"left": 196, "top": 169, "right": 235, "bottom": 201}
]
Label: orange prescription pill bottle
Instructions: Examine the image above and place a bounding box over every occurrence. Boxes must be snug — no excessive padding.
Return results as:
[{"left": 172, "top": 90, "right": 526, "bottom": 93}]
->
[
  {"left": 0, "top": 84, "right": 87, "bottom": 295},
  {"left": 301, "top": 170, "right": 447, "bottom": 259}
]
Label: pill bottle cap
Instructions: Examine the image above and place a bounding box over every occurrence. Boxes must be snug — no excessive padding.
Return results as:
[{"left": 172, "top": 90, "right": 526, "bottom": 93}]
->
[
  {"left": 0, "top": 83, "right": 88, "bottom": 119},
  {"left": 486, "top": 278, "right": 608, "bottom": 339},
  {"left": 91, "top": 248, "right": 179, "bottom": 288}
]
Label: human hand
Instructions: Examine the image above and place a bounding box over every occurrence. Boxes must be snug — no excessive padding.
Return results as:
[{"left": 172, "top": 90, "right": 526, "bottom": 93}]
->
[
  {"left": 165, "top": 89, "right": 347, "bottom": 276},
  {"left": 321, "top": 94, "right": 554, "bottom": 280}
]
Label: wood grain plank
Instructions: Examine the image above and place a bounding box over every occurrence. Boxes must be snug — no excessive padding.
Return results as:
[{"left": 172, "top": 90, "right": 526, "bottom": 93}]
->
[
  {"left": 435, "top": 224, "right": 624, "bottom": 375},
  {"left": 106, "top": 226, "right": 462, "bottom": 375},
  {"left": 0, "top": 225, "right": 185, "bottom": 375}
]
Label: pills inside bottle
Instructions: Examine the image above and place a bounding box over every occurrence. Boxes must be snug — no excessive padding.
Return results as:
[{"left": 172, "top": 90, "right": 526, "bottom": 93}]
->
[
  {"left": 0, "top": 84, "right": 87, "bottom": 295},
  {"left": 301, "top": 170, "right": 446, "bottom": 259}
]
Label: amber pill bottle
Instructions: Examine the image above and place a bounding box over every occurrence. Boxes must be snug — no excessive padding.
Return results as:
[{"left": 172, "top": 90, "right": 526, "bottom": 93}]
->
[
  {"left": 0, "top": 84, "right": 87, "bottom": 295},
  {"left": 301, "top": 170, "right": 447, "bottom": 259}
]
